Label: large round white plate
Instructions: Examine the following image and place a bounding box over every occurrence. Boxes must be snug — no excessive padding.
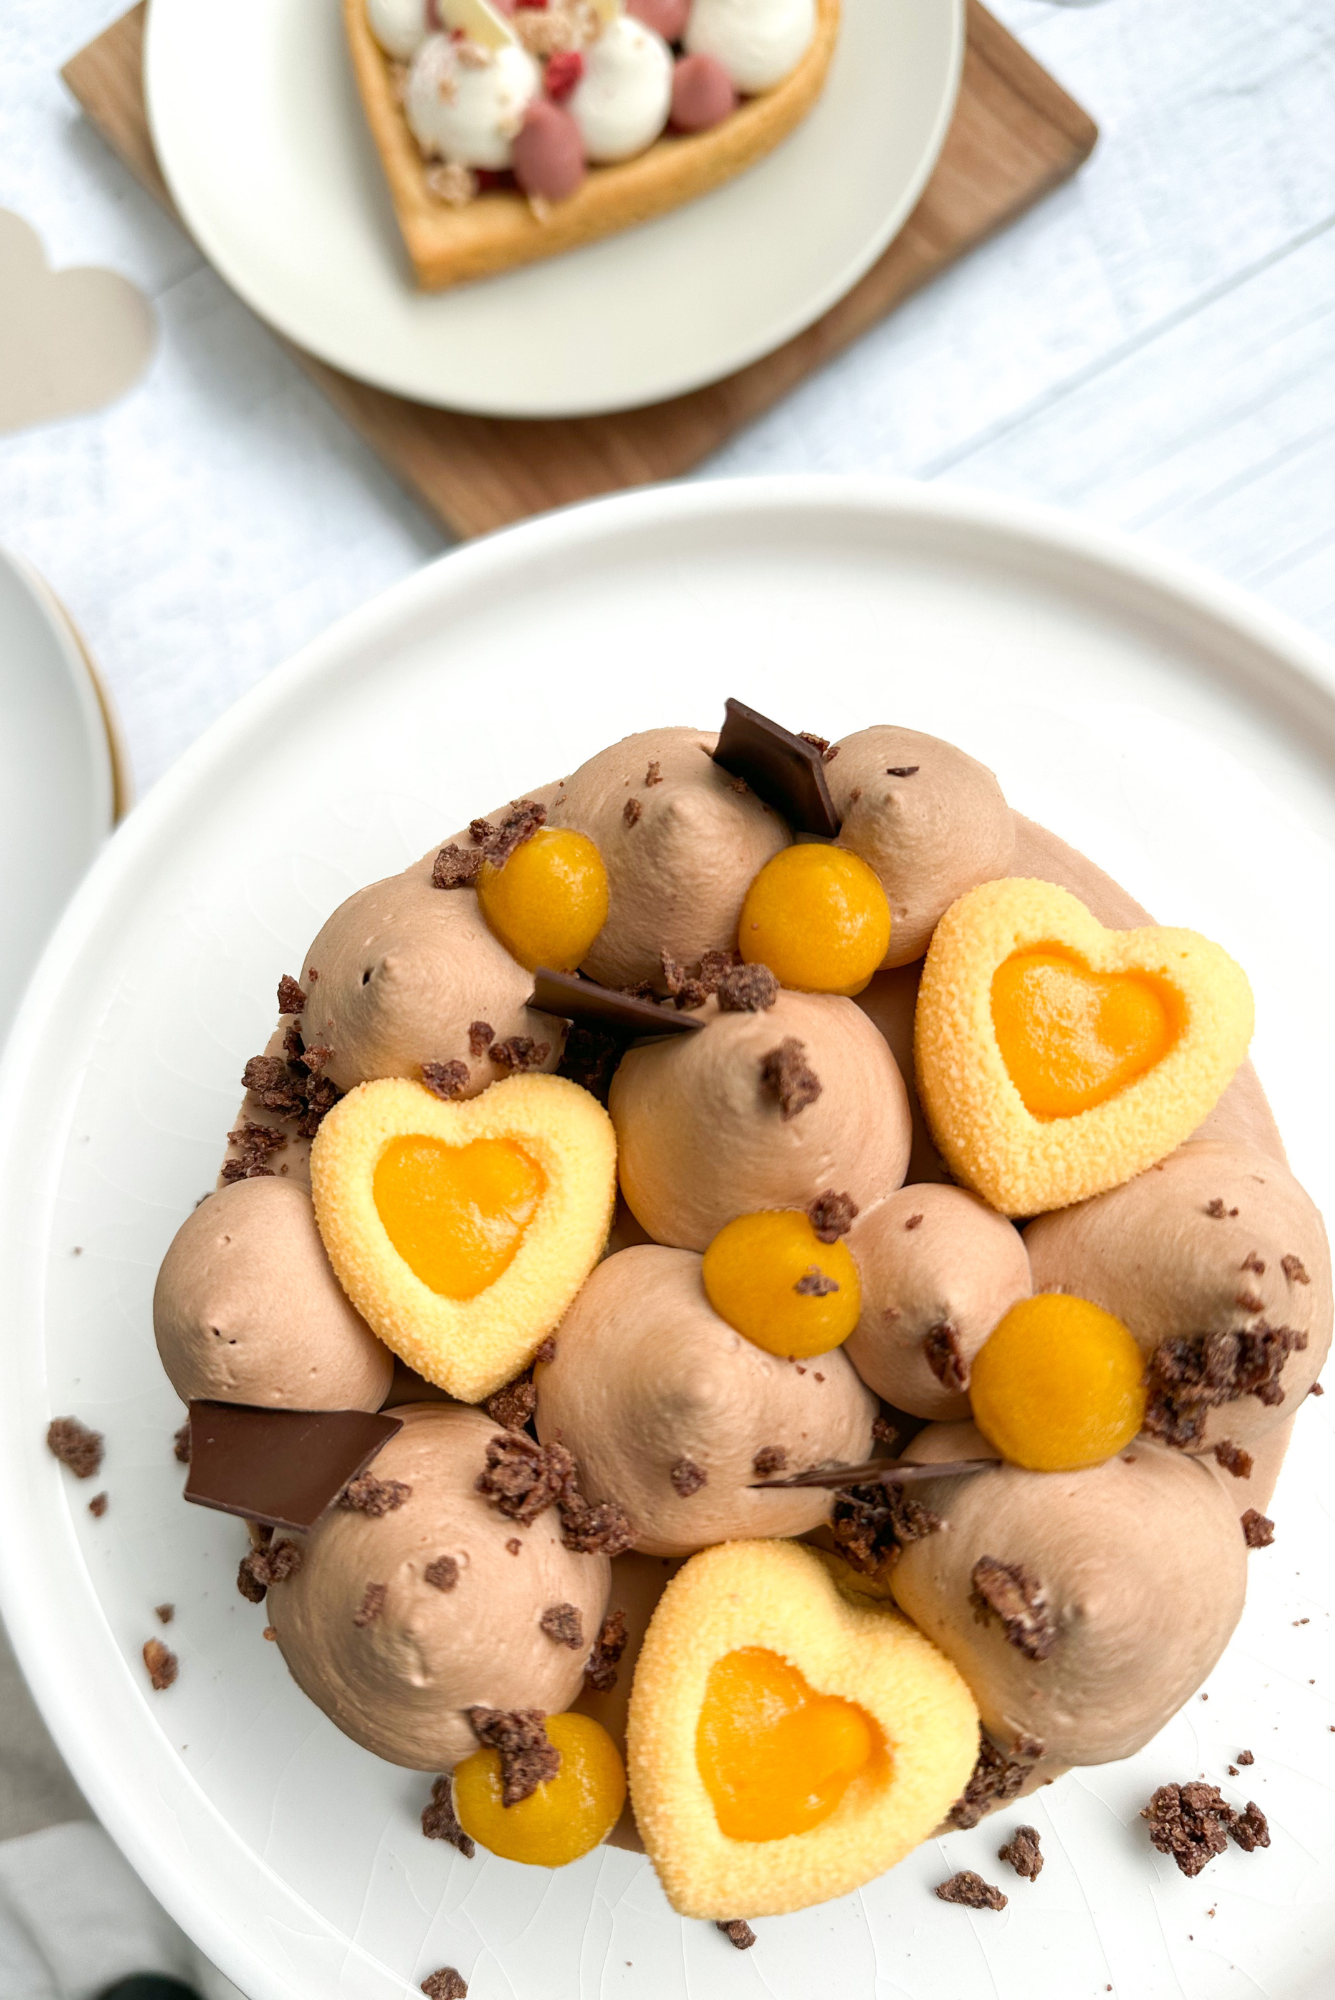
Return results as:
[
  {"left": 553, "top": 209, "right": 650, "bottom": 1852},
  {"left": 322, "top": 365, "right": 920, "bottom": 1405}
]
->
[
  {"left": 2, "top": 478, "right": 1335, "bottom": 2000},
  {"left": 144, "top": 0, "right": 962, "bottom": 418},
  {"left": 0, "top": 548, "right": 126, "bottom": 1041}
]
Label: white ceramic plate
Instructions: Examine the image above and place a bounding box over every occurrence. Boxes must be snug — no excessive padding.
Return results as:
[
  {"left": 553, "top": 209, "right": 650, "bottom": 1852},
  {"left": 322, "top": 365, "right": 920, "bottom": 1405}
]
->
[
  {"left": 0, "top": 548, "right": 125, "bottom": 1041},
  {"left": 144, "top": 0, "right": 962, "bottom": 418},
  {"left": 2, "top": 478, "right": 1335, "bottom": 2000}
]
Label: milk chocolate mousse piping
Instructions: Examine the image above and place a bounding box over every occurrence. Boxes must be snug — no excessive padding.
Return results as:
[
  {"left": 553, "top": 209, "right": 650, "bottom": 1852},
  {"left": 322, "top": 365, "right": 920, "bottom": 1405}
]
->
[{"left": 711, "top": 697, "right": 840, "bottom": 838}]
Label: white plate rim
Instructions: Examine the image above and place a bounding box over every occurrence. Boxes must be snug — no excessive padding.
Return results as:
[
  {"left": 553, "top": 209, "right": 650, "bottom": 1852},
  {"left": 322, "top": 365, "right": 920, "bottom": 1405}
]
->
[
  {"left": 141, "top": 0, "right": 965, "bottom": 419},
  {"left": 2, "top": 475, "right": 1335, "bottom": 2000}
]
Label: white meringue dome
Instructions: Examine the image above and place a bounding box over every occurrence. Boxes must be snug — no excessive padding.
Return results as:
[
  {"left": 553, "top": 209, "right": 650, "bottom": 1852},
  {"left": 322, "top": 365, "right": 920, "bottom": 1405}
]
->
[
  {"left": 685, "top": 0, "right": 816, "bottom": 93},
  {"left": 405, "top": 34, "right": 541, "bottom": 169},
  {"left": 569, "top": 16, "right": 673, "bottom": 164},
  {"left": 367, "top": 0, "right": 430, "bottom": 61}
]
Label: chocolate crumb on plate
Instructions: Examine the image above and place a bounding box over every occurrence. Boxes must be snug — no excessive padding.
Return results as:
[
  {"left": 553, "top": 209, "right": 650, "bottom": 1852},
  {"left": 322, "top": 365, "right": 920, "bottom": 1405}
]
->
[
  {"left": 489, "top": 1035, "right": 552, "bottom": 1075},
  {"left": 155, "top": 1603, "right": 175, "bottom": 1625},
  {"left": 923, "top": 1322, "right": 970, "bottom": 1394},
  {"left": 142, "top": 1638, "right": 178, "bottom": 1691},
  {"left": 794, "top": 1266, "right": 839, "bottom": 1297},
  {"left": 1141, "top": 1782, "right": 1235, "bottom": 1876},
  {"left": 276, "top": 973, "right": 307, "bottom": 1014},
  {"left": 752, "top": 1445, "right": 788, "bottom": 1478},
  {"left": 539, "top": 1602, "right": 584, "bottom": 1649},
  {"left": 1242, "top": 1509, "right": 1275, "bottom": 1548},
  {"left": 421, "top": 1060, "right": 470, "bottom": 1101},
  {"left": 263, "top": 1625, "right": 277, "bottom": 1641},
  {"left": 477, "top": 1432, "right": 576, "bottom": 1524},
  {"left": 716, "top": 1919, "right": 757, "bottom": 1949},
  {"left": 1237, "top": 1749, "right": 1255, "bottom": 1765},
  {"left": 1232, "top": 1802, "right": 1270, "bottom": 1852},
  {"left": 424, "top": 1555, "right": 459, "bottom": 1592},
  {"left": 1213, "top": 1439, "right": 1253, "bottom": 1479},
  {"left": 998, "top": 1824, "right": 1044, "bottom": 1880},
  {"left": 970, "top": 1556, "right": 1057, "bottom": 1661},
  {"left": 422, "top": 1776, "right": 475, "bottom": 1857},
  {"left": 47, "top": 1416, "right": 104, "bottom": 1479},
  {"left": 421, "top": 1969, "right": 468, "bottom": 2000},
  {"left": 341, "top": 1473, "right": 412, "bottom": 1517},
  {"left": 935, "top": 1870, "right": 1007, "bottom": 1911},
  {"left": 716, "top": 962, "right": 779, "bottom": 1013},
  {"left": 354, "top": 1582, "right": 388, "bottom": 1627},
  {"left": 432, "top": 844, "right": 483, "bottom": 890},
  {"left": 806, "top": 1189, "right": 858, "bottom": 1241},
  {"left": 759, "top": 1037, "right": 821, "bottom": 1120},
  {"left": 88, "top": 1492, "right": 108, "bottom": 1517},
  {"left": 584, "top": 1608, "right": 628, "bottom": 1693},
  {"left": 467, "top": 1706, "right": 559, "bottom": 1804},
  {"left": 670, "top": 1458, "right": 707, "bottom": 1497}
]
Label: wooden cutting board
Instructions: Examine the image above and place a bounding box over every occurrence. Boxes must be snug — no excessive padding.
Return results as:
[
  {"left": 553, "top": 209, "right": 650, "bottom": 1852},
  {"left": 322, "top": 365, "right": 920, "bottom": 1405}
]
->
[{"left": 63, "top": 2, "right": 1095, "bottom": 540}]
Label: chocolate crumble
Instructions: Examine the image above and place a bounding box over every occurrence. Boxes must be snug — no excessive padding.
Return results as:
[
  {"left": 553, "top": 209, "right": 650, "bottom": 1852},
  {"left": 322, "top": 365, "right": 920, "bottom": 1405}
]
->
[
  {"left": 623, "top": 797, "right": 643, "bottom": 828},
  {"left": 559, "top": 1496, "right": 635, "bottom": 1557},
  {"left": 582, "top": 1607, "right": 629, "bottom": 1693},
  {"left": 645, "top": 760, "right": 662, "bottom": 786},
  {"left": 421, "top": 1777, "right": 475, "bottom": 1856},
  {"left": 832, "top": 1481, "right": 941, "bottom": 1576},
  {"left": 923, "top": 1322, "right": 970, "bottom": 1394},
  {"left": 539, "top": 1602, "right": 584, "bottom": 1649},
  {"left": 798, "top": 732, "right": 838, "bottom": 764},
  {"left": 1142, "top": 1782, "right": 1241, "bottom": 1876},
  {"left": 716, "top": 1920, "right": 757, "bottom": 1949},
  {"left": 341, "top": 1474, "right": 412, "bottom": 1517},
  {"left": 1237, "top": 1748, "right": 1255, "bottom": 1765},
  {"left": 354, "top": 1582, "right": 387, "bottom": 1627},
  {"left": 1213, "top": 1439, "right": 1253, "bottom": 1479},
  {"left": 557, "top": 1022, "right": 621, "bottom": 1102},
  {"left": 477, "top": 1432, "right": 577, "bottom": 1524},
  {"left": 143, "top": 1638, "right": 178, "bottom": 1691},
  {"left": 241, "top": 1054, "right": 304, "bottom": 1116},
  {"left": 1232, "top": 1800, "right": 1270, "bottom": 1851},
  {"left": 424, "top": 1555, "right": 459, "bottom": 1591},
  {"left": 971, "top": 1556, "right": 1057, "bottom": 1662},
  {"left": 1241, "top": 1508, "right": 1274, "bottom": 1548},
  {"left": 759, "top": 1037, "right": 822, "bottom": 1120},
  {"left": 422, "top": 1060, "right": 470, "bottom": 1101},
  {"left": 506, "top": 1538, "right": 522, "bottom": 1555},
  {"left": 466, "top": 1707, "right": 559, "bottom": 1805},
  {"left": 156, "top": 1603, "right": 174, "bottom": 1624},
  {"left": 468, "top": 1020, "right": 494, "bottom": 1059},
  {"left": 716, "top": 962, "right": 779, "bottom": 1013},
  {"left": 47, "top": 1416, "right": 104, "bottom": 1479},
  {"left": 904, "top": 1212, "right": 923, "bottom": 1230},
  {"left": 998, "top": 1825, "right": 1044, "bottom": 1880},
  {"left": 1205, "top": 1198, "right": 1238, "bottom": 1219},
  {"left": 432, "top": 844, "right": 483, "bottom": 890},
  {"left": 483, "top": 1370, "right": 538, "bottom": 1432},
  {"left": 806, "top": 1189, "right": 858, "bottom": 1242},
  {"left": 794, "top": 1266, "right": 838, "bottom": 1296},
  {"left": 1236, "top": 1289, "right": 1266, "bottom": 1313},
  {"left": 173, "top": 1422, "right": 191, "bottom": 1465},
  {"left": 670, "top": 1458, "right": 707, "bottom": 1497},
  {"left": 1282, "top": 1253, "right": 1311, "bottom": 1285},
  {"left": 659, "top": 950, "right": 709, "bottom": 1012},
  {"left": 1240, "top": 1251, "right": 1266, "bottom": 1276},
  {"left": 221, "top": 1118, "right": 288, "bottom": 1181},
  {"left": 489, "top": 1035, "right": 551, "bottom": 1074},
  {"left": 421, "top": 1969, "right": 468, "bottom": 1999},
  {"left": 935, "top": 1871, "right": 1006, "bottom": 1911},
  {"left": 277, "top": 973, "right": 307, "bottom": 1014},
  {"left": 472, "top": 800, "right": 547, "bottom": 868},
  {"left": 1143, "top": 1322, "right": 1308, "bottom": 1448},
  {"left": 948, "top": 1734, "right": 1044, "bottom": 1830},
  {"left": 237, "top": 1536, "right": 303, "bottom": 1602},
  {"left": 752, "top": 1445, "right": 789, "bottom": 1478},
  {"left": 88, "top": 1492, "right": 108, "bottom": 1517}
]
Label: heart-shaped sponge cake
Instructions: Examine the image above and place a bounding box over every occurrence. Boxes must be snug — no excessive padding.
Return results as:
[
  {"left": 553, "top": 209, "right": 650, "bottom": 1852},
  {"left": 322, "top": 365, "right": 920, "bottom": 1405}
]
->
[
  {"left": 627, "top": 1539, "right": 978, "bottom": 1918},
  {"left": 310, "top": 1071, "right": 617, "bottom": 1400},
  {"left": 915, "top": 878, "right": 1254, "bottom": 1216}
]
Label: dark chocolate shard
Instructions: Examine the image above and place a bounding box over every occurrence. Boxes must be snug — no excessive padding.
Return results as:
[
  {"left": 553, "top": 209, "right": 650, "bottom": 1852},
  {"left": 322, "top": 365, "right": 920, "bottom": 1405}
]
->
[
  {"left": 711, "top": 697, "right": 840, "bottom": 838},
  {"left": 528, "top": 968, "right": 703, "bottom": 1039},
  {"left": 750, "top": 1455, "right": 995, "bottom": 1490},
  {"left": 183, "top": 1402, "right": 403, "bottom": 1533}
]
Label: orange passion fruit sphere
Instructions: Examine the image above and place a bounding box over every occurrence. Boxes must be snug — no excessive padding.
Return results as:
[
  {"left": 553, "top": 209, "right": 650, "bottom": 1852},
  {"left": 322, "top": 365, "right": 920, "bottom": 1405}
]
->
[
  {"left": 970, "top": 1293, "right": 1147, "bottom": 1472},
  {"left": 703, "top": 1210, "right": 861, "bottom": 1359},
  {"left": 738, "top": 844, "right": 891, "bottom": 996},
  {"left": 452, "top": 1712, "right": 626, "bottom": 1866},
  {"left": 477, "top": 828, "right": 609, "bottom": 973}
]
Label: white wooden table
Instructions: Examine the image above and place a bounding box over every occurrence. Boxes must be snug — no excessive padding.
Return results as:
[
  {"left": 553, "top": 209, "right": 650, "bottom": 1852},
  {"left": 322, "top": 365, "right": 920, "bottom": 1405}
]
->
[{"left": 0, "top": 0, "right": 1332, "bottom": 799}]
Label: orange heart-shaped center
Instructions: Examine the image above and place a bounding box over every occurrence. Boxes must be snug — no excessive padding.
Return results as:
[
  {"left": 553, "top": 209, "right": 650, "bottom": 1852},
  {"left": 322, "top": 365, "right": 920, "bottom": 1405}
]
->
[
  {"left": 696, "top": 1646, "right": 884, "bottom": 1843},
  {"left": 992, "top": 947, "right": 1183, "bottom": 1119},
  {"left": 373, "top": 1135, "right": 546, "bottom": 1300}
]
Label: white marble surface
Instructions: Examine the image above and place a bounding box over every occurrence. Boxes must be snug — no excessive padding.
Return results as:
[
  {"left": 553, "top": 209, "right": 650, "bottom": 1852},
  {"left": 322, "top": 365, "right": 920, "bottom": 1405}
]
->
[{"left": 0, "top": 0, "right": 1332, "bottom": 799}]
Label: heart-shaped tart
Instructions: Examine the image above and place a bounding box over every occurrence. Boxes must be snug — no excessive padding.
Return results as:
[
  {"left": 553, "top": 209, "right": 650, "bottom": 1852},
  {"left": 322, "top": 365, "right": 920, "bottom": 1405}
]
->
[
  {"left": 309, "top": 1072, "right": 617, "bottom": 1400},
  {"left": 915, "top": 878, "right": 1254, "bottom": 1216},
  {"left": 626, "top": 1539, "right": 978, "bottom": 1917}
]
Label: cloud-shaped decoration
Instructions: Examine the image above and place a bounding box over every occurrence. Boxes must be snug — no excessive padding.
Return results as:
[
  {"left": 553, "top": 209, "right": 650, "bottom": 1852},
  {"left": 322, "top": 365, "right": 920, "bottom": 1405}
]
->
[{"left": 0, "top": 210, "right": 156, "bottom": 435}]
